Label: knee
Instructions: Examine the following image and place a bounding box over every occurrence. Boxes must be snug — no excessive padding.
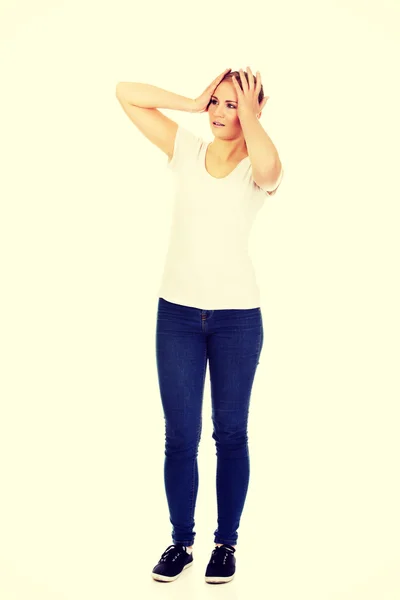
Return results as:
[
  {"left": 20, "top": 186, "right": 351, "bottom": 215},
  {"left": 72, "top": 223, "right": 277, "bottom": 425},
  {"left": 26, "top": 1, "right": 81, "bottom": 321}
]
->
[
  {"left": 164, "top": 437, "right": 200, "bottom": 459},
  {"left": 212, "top": 429, "right": 249, "bottom": 456}
]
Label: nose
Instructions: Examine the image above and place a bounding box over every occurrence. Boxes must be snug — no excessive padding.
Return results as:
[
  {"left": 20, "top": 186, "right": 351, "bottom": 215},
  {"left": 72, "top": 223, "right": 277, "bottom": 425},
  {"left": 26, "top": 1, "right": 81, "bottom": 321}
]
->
[{"left": 212, "top": 110, "right": 225, "bottom": 120}]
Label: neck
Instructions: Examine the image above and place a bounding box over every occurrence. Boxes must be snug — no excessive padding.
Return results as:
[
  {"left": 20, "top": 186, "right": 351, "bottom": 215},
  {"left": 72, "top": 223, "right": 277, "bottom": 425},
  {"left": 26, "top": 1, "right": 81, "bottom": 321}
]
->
[{"left": 209, "top": 136, "right": 247, "bottom": 163}]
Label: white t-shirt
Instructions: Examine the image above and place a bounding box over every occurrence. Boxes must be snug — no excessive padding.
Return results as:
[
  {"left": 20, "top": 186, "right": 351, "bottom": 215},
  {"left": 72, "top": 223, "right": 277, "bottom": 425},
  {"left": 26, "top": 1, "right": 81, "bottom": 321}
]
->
[{"left": 158, "top": 124, "right": 283, "bottom": 310}]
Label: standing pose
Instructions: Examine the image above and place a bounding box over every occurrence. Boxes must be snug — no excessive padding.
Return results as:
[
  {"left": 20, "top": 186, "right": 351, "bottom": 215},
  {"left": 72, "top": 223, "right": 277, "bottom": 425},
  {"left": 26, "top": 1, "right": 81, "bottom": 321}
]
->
[{"left": 116, "top": 67, "right": 283, "bottom": 584}]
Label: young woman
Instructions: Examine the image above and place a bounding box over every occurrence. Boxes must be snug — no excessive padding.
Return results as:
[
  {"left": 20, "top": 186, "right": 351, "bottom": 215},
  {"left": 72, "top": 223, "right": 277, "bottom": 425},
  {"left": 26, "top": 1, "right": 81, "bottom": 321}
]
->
[{"left": 116, "top": 67, "right": 283, "bottom": 584}]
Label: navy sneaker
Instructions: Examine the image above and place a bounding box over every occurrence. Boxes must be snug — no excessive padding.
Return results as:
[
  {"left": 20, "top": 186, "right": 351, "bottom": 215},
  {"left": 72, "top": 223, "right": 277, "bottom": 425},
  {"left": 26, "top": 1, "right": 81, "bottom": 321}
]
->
[
  {"left": 205, "top": 544, "right": 236, "bottom": 584},
  {"left": 151, "top": 543, "right": 193, "bottom": 582}
]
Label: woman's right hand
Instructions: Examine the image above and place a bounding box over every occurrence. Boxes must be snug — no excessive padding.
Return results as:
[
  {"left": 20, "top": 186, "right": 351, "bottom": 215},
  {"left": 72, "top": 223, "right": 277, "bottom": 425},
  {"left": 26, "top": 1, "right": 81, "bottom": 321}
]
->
[{"left": 191, "top": 68, "right": 231, "bottom": 113}]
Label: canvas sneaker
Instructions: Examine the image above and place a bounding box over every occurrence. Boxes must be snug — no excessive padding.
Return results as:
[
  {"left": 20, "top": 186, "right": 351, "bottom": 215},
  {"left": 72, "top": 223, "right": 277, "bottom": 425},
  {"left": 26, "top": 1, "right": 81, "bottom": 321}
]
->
[
  {"left": 205, "top": 544, "right": 236, "bottom": 584},
  {"left": 151, "top": 543, "right": 193, "bottom": 582}
]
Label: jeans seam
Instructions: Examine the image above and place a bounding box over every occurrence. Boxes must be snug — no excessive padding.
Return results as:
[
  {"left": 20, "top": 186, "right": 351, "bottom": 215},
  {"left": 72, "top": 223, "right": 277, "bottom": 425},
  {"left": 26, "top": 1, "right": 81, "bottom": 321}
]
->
[{"left": 188, "top": 336, "right": 207, "bottom": 542}]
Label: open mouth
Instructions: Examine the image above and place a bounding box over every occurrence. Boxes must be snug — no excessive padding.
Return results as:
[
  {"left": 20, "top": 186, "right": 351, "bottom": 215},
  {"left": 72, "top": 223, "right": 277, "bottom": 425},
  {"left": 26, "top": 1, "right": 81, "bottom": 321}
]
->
[{"left": 213, "top": 122, "right": 225, "bottom": 127}]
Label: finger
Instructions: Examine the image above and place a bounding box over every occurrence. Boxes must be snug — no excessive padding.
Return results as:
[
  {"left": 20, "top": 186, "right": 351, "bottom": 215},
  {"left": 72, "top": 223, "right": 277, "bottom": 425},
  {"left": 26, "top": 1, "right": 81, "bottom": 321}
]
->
[
  {"left": 255, "top": 70, "right": 262, "bottom": 95},
  {"left": 231, "top": 74, "right": 242, "bottom": 95},
  {"left": 239, "top": 68, "right": 248, "bottom": 91},
  {"left": 209, "top": 68, "right": 231, "bottom": 90},
  {"left": 247, "top": 66, "right": 255, "bottom": 91},
  {"left": 215, "top": 68, "right": 231, "bottom": 83}
]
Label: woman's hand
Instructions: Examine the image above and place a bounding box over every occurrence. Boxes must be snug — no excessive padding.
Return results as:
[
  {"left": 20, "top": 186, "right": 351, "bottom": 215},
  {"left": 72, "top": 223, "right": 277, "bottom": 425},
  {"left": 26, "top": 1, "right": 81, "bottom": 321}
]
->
[
  {"left": 191, "top": 68, "right": 232, "bottom": 113},
  {"left": 231, "top": 67, "right": 269, "bottom": 121}
]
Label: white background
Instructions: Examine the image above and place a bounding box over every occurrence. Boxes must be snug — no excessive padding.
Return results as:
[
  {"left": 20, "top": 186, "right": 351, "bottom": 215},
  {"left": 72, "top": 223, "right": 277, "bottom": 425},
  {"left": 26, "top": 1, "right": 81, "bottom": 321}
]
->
[{"left": 1, "top": 1, "right": 399, "bottom": 598}]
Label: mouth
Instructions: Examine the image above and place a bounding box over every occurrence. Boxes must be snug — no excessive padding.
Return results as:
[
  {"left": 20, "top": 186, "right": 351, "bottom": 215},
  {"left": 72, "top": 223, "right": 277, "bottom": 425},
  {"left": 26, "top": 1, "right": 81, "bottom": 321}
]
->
[{"left": 212, "top": 121, "right": 225, "bottom": 127}]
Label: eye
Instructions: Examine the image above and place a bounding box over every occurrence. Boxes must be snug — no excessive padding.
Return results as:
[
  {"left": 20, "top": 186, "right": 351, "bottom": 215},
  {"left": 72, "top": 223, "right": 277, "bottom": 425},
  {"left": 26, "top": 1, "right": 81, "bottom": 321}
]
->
[{"left": 210, "top": 99, "right": 236, "bottom": 109}]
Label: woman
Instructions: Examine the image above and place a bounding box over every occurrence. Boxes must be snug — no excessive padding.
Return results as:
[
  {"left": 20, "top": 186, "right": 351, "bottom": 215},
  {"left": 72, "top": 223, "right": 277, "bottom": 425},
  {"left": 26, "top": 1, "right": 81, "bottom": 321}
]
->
[{"left": 116, "top": 67, "right": 283, "bottom": 584}]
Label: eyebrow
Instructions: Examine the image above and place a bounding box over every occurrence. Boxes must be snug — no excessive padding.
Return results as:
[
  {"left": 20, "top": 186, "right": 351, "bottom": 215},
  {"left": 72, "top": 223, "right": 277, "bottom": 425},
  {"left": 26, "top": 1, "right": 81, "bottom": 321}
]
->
[{"left": 211, "top": 95, "right": 237, "bottom": 103}]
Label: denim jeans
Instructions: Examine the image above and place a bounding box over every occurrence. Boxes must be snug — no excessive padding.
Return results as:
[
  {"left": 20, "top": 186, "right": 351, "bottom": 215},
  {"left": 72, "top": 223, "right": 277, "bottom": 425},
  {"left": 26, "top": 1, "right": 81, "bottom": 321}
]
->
[{"left": 155, "top": 297, "right": 264, "bottom": 547}]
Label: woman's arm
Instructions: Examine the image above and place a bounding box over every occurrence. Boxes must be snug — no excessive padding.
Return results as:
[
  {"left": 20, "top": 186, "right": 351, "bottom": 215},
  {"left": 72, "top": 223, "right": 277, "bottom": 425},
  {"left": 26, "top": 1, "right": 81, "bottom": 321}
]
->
[{"left": 116, "top": 82, "right": 195, "bottom": 112}]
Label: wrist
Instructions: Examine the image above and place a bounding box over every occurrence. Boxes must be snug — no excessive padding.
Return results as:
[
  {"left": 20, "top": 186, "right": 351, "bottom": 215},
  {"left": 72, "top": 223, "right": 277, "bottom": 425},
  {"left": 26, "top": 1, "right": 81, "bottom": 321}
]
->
[{"left": 187, "top": 98, "right": 197, "bottom": 113}]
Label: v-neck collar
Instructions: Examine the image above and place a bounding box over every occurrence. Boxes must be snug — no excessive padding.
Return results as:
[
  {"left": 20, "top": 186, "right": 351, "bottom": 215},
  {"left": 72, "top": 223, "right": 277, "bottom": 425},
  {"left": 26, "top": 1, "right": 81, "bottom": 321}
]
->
[{"left": 203, "top": 142, "right": 249, "bottom": 181}]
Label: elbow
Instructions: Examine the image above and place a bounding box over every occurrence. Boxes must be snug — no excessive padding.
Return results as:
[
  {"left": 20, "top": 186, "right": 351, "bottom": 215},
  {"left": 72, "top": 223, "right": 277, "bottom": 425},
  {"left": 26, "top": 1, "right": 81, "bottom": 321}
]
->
[{"left": 252, "top": 159, "right": 282, "bottom": 190}]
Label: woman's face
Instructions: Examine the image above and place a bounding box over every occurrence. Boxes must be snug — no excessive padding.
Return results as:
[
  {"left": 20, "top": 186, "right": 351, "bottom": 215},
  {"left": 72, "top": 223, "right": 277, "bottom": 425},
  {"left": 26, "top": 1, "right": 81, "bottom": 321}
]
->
[{"left": 207, "top": 80, "right": 242, "bottom": 136}]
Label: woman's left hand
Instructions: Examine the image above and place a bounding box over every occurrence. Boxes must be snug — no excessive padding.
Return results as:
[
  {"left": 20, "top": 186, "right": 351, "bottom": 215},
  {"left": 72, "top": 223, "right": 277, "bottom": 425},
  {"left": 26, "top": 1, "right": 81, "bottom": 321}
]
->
[{"left": 231, "top": 67, "right": 269, "bottom": 121}]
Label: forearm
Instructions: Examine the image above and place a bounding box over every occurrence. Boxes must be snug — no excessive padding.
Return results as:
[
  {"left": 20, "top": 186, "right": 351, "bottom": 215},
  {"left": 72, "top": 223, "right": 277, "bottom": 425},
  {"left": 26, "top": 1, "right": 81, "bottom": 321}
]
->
[
  {"left": 240, "top": 111, "right": 281, "bottom": 175},
  {"left": 116, "top": 82, "right": 194, "bottom": 112}
]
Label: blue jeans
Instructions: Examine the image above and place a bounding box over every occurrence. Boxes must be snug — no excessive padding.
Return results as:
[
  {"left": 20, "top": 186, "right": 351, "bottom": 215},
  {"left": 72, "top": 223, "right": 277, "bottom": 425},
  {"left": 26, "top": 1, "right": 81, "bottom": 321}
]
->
[{"left": 155, "top": 297, "right": 264, "bottom": 547}]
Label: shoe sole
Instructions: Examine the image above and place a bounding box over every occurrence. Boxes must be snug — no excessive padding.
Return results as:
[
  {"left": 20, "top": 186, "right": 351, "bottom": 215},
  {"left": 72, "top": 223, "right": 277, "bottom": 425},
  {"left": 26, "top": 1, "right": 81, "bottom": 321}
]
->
[
  {"left": 205, "top": 574, "right": 235, "bottom": 583},
  {"left": 151, "top": 560, "right": 193, "bottom": 582}
]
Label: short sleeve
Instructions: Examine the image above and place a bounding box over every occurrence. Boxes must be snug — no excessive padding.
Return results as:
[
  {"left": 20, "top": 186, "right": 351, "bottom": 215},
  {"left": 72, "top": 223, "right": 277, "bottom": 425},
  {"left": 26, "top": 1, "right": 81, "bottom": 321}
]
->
[
  {"left": 167, "top": 124, "right": 203, "bottom": 172},
  {"left": 259, "top": 167, "right": 284, "bottom": 197}
]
